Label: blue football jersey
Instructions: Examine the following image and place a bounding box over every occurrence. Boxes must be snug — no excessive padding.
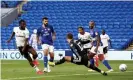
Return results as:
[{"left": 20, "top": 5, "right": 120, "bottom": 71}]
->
[
  {"left": 37, "top": 24, "right": 54, "bottom": 45},
  {"left": 89, "top": 29, "right": 99, "bottom": 46}
]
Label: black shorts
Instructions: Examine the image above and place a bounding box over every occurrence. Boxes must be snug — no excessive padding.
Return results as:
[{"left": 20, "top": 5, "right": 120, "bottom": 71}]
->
[
  {"left": 103, "top": 47, "right": 108, "bottom": 54},
  {"left": 18, "top": 45, "right": 33, "bottom": 57},
  {"left": 71, "top": 54, "right": 89, "bottom": 66}
]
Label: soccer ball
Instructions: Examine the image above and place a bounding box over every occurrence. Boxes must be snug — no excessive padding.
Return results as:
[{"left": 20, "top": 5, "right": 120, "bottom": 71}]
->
[{"left": 119, "top": 64, "right": 127, "bottom": 72}]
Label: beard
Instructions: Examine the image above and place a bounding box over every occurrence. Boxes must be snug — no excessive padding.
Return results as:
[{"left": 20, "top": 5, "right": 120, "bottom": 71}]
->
[{"left": 44, "top": 23, "right": 48, "bottom": 26}]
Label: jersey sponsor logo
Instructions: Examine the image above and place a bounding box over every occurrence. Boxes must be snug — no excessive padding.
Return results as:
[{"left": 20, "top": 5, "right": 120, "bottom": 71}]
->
[
  {"left": 16, "top": 35, "right": 25, "bottom": 37},
  {"left": 70, "top": 44, "right": 73, "bottom": 47},
  {"left": 48, "top": 28, "right": 50, "bottom": 31}
]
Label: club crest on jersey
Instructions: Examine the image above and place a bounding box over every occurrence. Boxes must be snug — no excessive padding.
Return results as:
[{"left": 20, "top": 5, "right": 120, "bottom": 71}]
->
[
  {"left": 48, "top": 28, "right": 50, "bottom": 31},
  {"left": 70, "top": 44, "right": 73, "bottom": 47}
]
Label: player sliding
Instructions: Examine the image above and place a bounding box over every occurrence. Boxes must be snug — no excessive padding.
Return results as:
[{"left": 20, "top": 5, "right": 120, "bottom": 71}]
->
[
  {"left": 49, "top": 33, "right": 107, "bottom": 76},
  {"left": 7, "top": 20, "right": 43, "bottom": 74}
]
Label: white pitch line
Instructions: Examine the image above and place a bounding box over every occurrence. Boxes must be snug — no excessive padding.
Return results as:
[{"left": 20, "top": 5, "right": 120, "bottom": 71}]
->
[{"left": 2, "top": 71, "right": 133, "bottom": 80}]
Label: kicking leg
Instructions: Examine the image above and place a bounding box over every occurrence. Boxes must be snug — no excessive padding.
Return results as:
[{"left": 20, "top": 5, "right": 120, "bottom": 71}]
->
[
  {"left": 23, "top": 53, "right": 43, "bottom": 74},
  {"left": 49, "top": 56, "right": 72, "bottom": 66},
  {"left": 86, "top": 64, "right": 107, "bottom": 76},
  {"left": 83, "top": 54, "right": 107, "bottom": 76},
  {"left": 98, "top": 54, "right": 113, "bottom": 72},
  {"left": 28, "top": 47, "right": 39, "bottom": 66}
]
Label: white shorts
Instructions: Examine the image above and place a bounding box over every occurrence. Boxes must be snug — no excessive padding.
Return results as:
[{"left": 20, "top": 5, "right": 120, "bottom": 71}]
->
[
  {"left": 41, "top": 44, "right": 54, "bottom": 53},
  {"left": 32, "top": 44, "right": 38, "bottom": 50},
  {"left": 90, "top": 46, "right": 103, "bottom": 54}
]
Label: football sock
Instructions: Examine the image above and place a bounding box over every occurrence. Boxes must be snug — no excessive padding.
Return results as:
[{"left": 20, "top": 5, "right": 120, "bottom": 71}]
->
[
  {"left": 89, "top": 64, "right": 101, "bottom": 73},
  {"left": 102, "top": 60, "right": 112, "bottom": 70},
  {"left": 29, "top": 53, "right": 34, "bottom": 61},
  {"left": 44, "top": 56, "right": 48, "bottom": 68},
  {"left": 90, "top": 58, "right": 95, "bottom": 65}
]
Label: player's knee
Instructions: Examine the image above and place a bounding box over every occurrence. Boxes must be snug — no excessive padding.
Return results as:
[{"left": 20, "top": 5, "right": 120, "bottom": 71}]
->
[
  {"left": 43, "top": 49, "right": 49, "bottom": 56},
  {"left": 64, "top": 56, "right": 71, "bottom": 61},
  {"left": 98, "top": 55, "right": 105, "bottom": 61},
  {"left": 33, "top": 54, "right": 38, "bottom": 59},
  {"left": 49, "top": 52, "right": 54, "bottom": 58}
]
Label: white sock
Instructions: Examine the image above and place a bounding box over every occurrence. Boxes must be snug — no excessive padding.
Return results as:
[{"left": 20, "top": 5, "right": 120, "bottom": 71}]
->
[
  {"left": 34, "top": 66, "right": 39, "bottom": 72},
  {"left": 47, "top": 64, "right": 51, "bottom": 70},
  {"left": 29, "top": 53, "right": 34, "bottom": 61},
  {"left": 101, "top": 71, "right": 104, "bottom": 73}
]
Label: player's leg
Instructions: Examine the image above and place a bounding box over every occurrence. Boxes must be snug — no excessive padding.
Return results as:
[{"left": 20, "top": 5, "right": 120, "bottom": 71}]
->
[
  {"left": 42, "top": 44, "right": 49, "bottom": 72},
  {"left": 98, "top": 47, "right": 113, "bottom": 72},
  {"left": 88, "top": 46, "right": 96, "bottom": 71},
  {"left": 48, "top": 45, "right": 54, "bottom": 63},
  {"left": 49, "top": 56, "right": 72, "bottom": 66},
  {"left": 27, "top": 45, "right": 39, "bottom": 66},
  {"left": 19, "top": 46, "right": 43, "bottom": 74},
  {"left": 94, "top": 54, "right": 99, "bottom": 67},
  {"left": 47, "top": 45, "right": 54, "bottom": 72},
  {"left": 18, "top": 46, "right": 34, "bottom": 67},
  {"left": 89, "top": 46, "right": 95, "bottom": 65},
  {"left": 84, "top": 53, "right": 107, "bottom": 76},
  {"left": 103, "top": 47, "right": 108, "bottom": 60}
]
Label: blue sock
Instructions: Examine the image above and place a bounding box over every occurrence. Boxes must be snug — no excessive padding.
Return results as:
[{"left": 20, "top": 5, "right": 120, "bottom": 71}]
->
[
  {"left": 102, "top": 60, "right": 112, "bottom": 69},
  {"left": 44, "top": 56, "right": 48, "bottom": 68},
  {"left": 90, "top": 59, "right": 94, "bottom": 65}
]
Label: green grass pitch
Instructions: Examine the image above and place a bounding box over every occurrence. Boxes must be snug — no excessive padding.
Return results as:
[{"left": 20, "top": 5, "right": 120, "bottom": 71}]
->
[{"left": 1, "top": 60, "right": 133, "bottom": 80}]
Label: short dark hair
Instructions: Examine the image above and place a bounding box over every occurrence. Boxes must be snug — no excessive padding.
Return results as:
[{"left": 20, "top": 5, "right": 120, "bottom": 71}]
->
[
  {"left": 66, "top": 33, "right": 73, "bottom": 39},
  {"left": 78, "top": 26, "right": 84, "bottom": 30},
  {"left": 42, "top": 17, "right": 48, "bottom": 21},
  {"left": 19, "top": 20, "right": 26, "bottom": 24},
  {"left": 89, "top": 20, "right": 95, "bottom": 23}
]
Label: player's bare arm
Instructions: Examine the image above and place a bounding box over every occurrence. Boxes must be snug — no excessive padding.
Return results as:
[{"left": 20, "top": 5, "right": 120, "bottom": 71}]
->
[
  {"left": 7, "top": 32, "right": 15, "bottom": 43},
  {"left": 52, "top": 32, "right": 56, "bottom": 41},
  {"left": 78, "top": 39, "right": 92, "bottom": 44},
  {"left": 95, "top": 33, "right": 100, "bottom": 52}
]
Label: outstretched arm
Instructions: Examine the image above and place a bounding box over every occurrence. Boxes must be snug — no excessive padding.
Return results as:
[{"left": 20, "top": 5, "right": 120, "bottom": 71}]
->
[
  {"left": 95, "top": 32, "right": 100, "bottom": 52},
  {"left": 78, "top": 39, "right": 92, "bottom": 44},
  {"left": 7, "top": 32, "right": 15, "bottom": 43}
]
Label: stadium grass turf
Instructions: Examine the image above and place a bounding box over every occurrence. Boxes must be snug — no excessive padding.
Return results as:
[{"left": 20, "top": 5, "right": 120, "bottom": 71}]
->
[{"left": 1, "top": 60, "right": 133, "bottom": 80}]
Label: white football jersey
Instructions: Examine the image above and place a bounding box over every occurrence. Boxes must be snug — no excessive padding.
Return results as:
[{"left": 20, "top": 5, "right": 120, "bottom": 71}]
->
[
  {"left": 29, "top": 34, "right": 37, "bottom": 45},
  {"left": 13, "top": 27, "right": 29, "bottom": 47},
  {"left": 100, "top": 34, "right": 110, "bottom": 47},
  {"left": 78, "top": 32, "right": 92, "bottom": 49}
]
